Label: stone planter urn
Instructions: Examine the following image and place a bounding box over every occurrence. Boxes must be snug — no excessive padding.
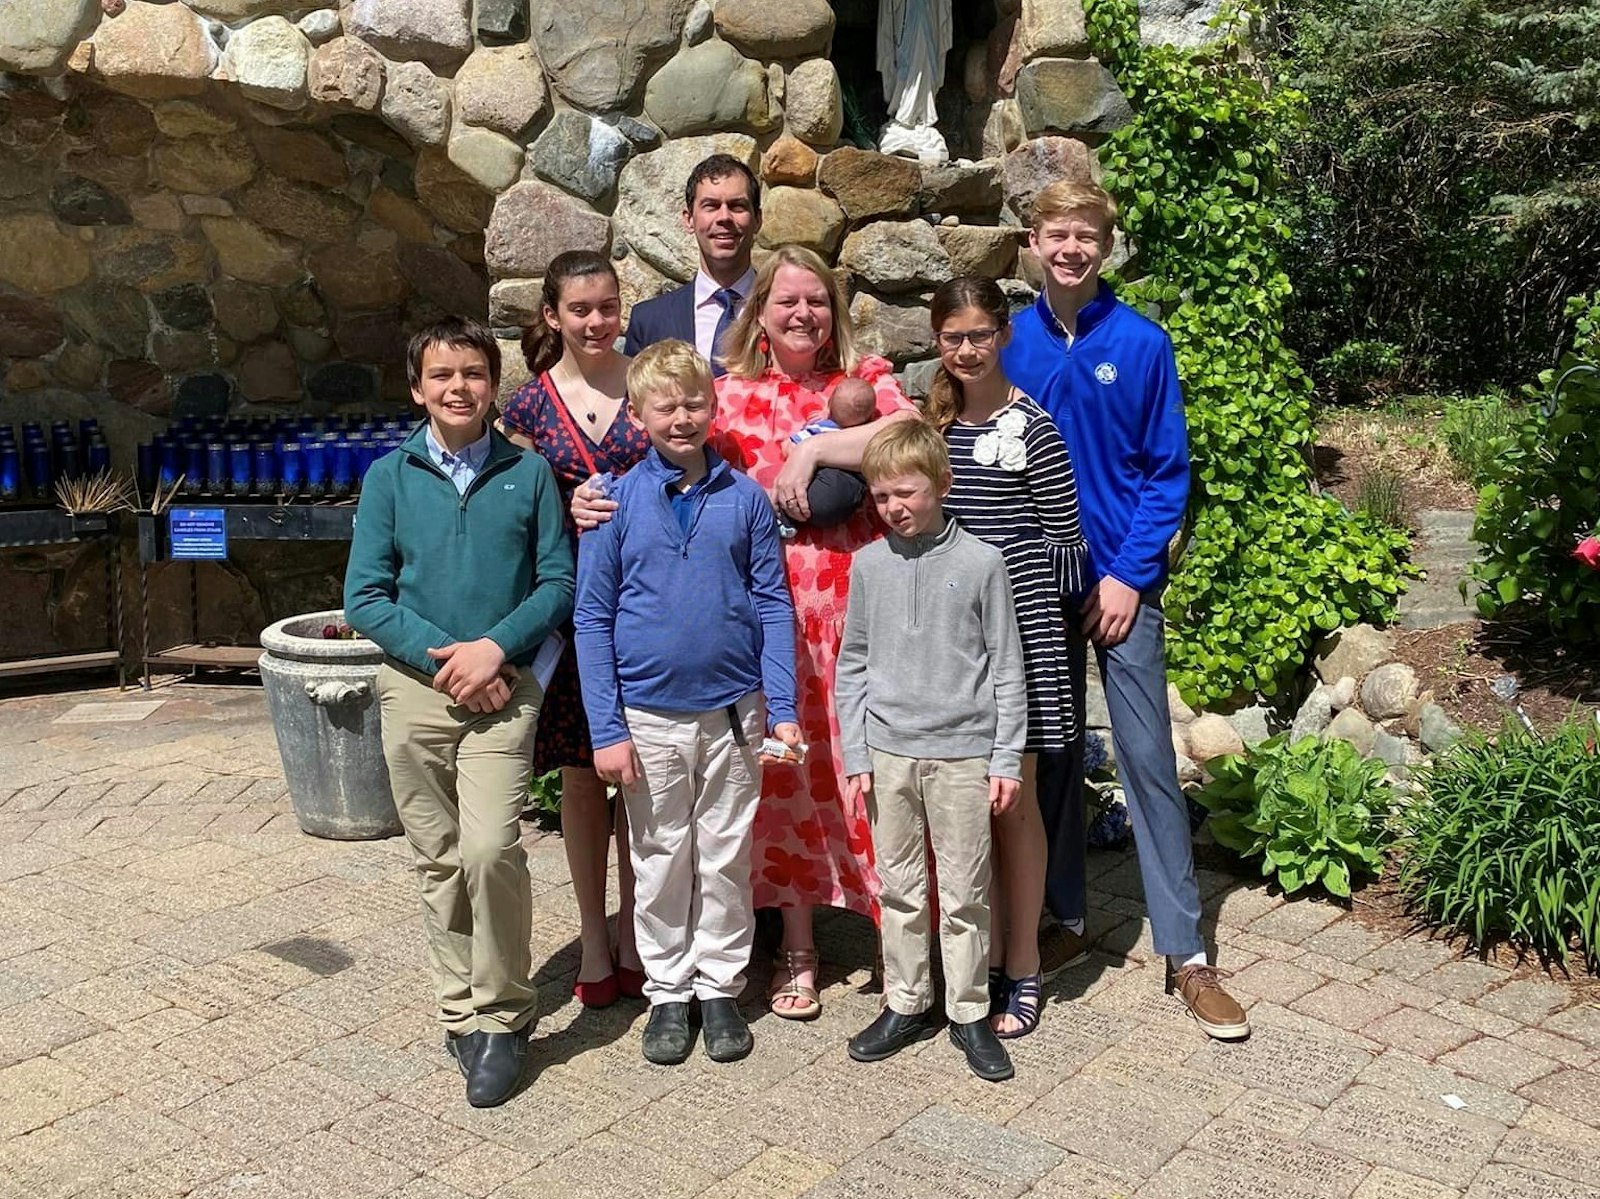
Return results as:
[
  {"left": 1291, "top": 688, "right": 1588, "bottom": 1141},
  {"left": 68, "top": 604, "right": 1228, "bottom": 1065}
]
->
[{"left": 259, "top": 609, "right": 401, "bottom": 840}]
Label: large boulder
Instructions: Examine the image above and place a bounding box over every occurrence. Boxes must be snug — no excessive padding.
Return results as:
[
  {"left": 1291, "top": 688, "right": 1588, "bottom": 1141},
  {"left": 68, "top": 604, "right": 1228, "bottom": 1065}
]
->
[
  {"left": 919, "top": 161, "right": 1003, "bottom": 216},
  {"left": 1326, "top": 707, "right": 1376, "bottom": 756},
  {"left": 346, "top": 0, "right": 471, "bottom": 71},
  {"left": 97, "top": 227, "right": 211, "bottom": 292},
  {"left": 1417, "top": 702, "right": 1464, "bottom": 754},
  {"left": 613, "top": 133, "right": 757, "bottom": 281},
  {"left": 59, "top": 286, "right": 150, "bottom": 358},
  {"left": 838, "top": 221, "right": 953, "bottom": 292},
  {"left": 937, "top": 224, "right": 1018, "bottom": 277},
  {"left": 817, "top": 148, "right": 920, "bottom": 221},
  {"left": 0, "top": 0, "right": 101, "bottom": 75},
  {"left": 530, "top": 0, "right": 691, "bottom": 112},
  {"left": 1003, "top": 136, "right": 1096, "bottom": 222},
  {"left": 1186, "top": 713, "right": 1244, "bottom": 763},
  {"left": 91, "top": 1, "right": 218, "bottom": 100},
  {"left": 1140, "top": 0, "right": 1225, "bottom": 48},
  {"left": 643, "top": 39, "right": 772, "bottom": 138},
  {"left": 528, "top": 111, "right": 632, "bottom": 203},
  {"left": 760, "top": 135, "right": 819, "bottom": 187},
  {"left": 381, "top": 59, "right": 451, "bottom": 147},
  {"left": 238, "top": 174, "right": 359, "bottom": 244},
  {"left": 478, "top": 0, "right": 529, "bottom": 42},
  {"left": 1015, "top": 59, "right": 1133, "bottom": 137},
  {"left": 486, "top": 181, "right": 612, "bottom": 278},
  {"left": 455, "top": 43, "right": 548, "bottom": 139},
  {"left": 249, "top": 127, "right": 348, "bottom": 188},
  {"left": 849, "top": 293, "right": 934, "bottom": 366},
  {"left": 1020, "top": 0, "right": 1089, "bottom": 57},
  {"left": 0, "top": 215, "right": 93, "bottom": 293},
  {"left": 414, "top": 145, "right": 494, "bottom": 233},
  {"left": 1290, "top": 684, "right": 1333, "bottom": 743},
  {"left": 0, "top": 296, "right": 66, "bottom": 358},
  {"left": 1313, "top": 624, "right": 1394, "bottom": 684},
  {"left": 398, "top": 245, "right": 489, "bottom": 318},
  {"left": 219, "top": 17, "right": 312, "bottom": 111},
  {"left": 212, "top": 279, "right": 280, "bottom": 342},
  {"left": 713, "top": 0, "right": 834, "bottom": 58},
  {"left": 50, "top": 177, "right": 132, "bottom": 227},
  {"left": 307, "top": 37, "right": 385, "bottom": 112},
  {"left": 1360, "top": 662, "right": 1419, "bottom": 721},
  {"left": 785, "top": 59, "right": 842, "bottom": 147},
  {"left": 311, "top": 241, "right": 411, "bottom": 309},
  {"left": 755, "top": 186, "right": 845, "bottom": 257},
  {"left": 199, "top": 216, "right": 303, "bottom": 285},
  {"left": 152, "top": 134, "right": 258, "bottom": 194},
  {"left": 447, "top": 125, "right": 525, "bottom": 192}
]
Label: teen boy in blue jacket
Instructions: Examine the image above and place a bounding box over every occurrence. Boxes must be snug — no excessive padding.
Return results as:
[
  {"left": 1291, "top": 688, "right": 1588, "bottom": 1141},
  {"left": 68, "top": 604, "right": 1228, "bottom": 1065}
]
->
[
  {"left": 1002, "top": 182, "right": 1250, "bottom": 1041},
  {"left": 574, "top": 340, "right": 802, "bottom": 1067},
  {"left": 345, "top": 317, "right": 575, "bottom": 1107}
]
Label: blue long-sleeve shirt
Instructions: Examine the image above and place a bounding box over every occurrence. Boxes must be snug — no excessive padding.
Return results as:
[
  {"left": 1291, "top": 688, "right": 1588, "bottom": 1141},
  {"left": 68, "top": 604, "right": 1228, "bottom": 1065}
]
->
[
  {"left": 573, "top": 445, "right": 798, "bottom": 749},
  {"left": 1002, "top": 284, "right": 1191, "bottom": 592}
]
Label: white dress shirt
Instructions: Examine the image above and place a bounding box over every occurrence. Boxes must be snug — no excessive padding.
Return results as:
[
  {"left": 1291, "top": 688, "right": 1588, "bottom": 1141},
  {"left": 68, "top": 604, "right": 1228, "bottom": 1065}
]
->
[
  {"left": 424, "top": 425, "right": 491, "bottom": 496},
  {"left": 692, "top": 267, "right": 757, "bottom": 362}
]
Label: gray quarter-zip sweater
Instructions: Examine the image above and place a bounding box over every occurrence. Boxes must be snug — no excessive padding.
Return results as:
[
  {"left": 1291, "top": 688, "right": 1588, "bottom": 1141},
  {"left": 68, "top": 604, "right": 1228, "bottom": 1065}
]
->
[{"left": 835, "top": 515, "right": 1027, "bottom": 780}]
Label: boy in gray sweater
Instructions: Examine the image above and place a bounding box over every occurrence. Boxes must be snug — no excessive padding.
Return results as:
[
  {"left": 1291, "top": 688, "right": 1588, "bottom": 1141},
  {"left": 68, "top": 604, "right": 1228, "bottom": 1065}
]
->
[{"left": 835, "top": 420, "right": 1027, "bottom": 1082}]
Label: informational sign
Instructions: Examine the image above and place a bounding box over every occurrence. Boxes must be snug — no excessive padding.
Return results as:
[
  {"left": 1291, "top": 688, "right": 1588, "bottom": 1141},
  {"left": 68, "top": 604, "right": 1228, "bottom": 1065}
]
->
[{"left": 168, "top": 508, "right": 228, "bottom": 560}]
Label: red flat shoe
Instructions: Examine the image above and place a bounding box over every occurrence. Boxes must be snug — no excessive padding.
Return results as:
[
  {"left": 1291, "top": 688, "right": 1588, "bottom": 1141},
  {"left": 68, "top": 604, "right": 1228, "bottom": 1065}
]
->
[
  {"left": 616, "top": 963, "right": 646, "bottom": 999},
  {"left": 573, "top": 972, "right": 618, "bottom": 1009}
]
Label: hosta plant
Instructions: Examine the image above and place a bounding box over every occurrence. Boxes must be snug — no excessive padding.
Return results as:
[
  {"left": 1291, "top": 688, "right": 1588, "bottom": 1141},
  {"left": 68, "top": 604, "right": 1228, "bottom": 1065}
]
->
[{"left": 1194, "top": 733, "right": 1393, "bottom": 898}]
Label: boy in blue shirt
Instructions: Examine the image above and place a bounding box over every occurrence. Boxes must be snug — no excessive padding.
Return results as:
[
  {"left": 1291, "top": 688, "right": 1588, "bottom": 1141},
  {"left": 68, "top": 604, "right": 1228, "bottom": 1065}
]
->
[
  {"left": 345, "top": 317, "right": 575, "bottom": 1106},
  {"left": 1002, "top": 182, "right": 1250, "bottom": 1041},
  {"left": 574, "top": 340, "right": 802, "bottom": 1066}
]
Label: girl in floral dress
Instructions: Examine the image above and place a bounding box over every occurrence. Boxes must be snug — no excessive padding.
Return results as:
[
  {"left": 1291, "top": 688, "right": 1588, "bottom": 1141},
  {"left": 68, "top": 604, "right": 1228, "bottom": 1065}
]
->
[
  {"left": 928, "top": 276, "right": 1090, "bottom": 1039},
  {"left": 499, "top": 250, "right": 650, "bottom": 1008}
]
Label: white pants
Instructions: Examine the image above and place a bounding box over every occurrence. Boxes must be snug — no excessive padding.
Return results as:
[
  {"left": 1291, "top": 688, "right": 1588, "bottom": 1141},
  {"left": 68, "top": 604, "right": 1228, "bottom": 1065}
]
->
[{"left": 622, "top": 694, "right": 764, "bottom": 1005}]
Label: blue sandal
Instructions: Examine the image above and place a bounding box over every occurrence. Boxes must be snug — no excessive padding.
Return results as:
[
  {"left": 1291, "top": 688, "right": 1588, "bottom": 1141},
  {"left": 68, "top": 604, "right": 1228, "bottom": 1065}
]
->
[{"left": 994, "top": 972, "right": 1043, "bottom": 1040}]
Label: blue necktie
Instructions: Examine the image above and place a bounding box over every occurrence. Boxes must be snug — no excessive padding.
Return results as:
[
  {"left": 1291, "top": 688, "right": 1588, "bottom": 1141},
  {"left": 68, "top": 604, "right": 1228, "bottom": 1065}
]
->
[{"left": 711, "top": 287, "right": 740, "bottom": 378}]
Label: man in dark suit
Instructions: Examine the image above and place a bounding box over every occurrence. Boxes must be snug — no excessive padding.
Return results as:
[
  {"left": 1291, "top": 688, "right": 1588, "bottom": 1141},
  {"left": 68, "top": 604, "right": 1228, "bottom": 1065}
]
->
[{"left": 623, "top": 154, "right": 762, "bottom": 374}]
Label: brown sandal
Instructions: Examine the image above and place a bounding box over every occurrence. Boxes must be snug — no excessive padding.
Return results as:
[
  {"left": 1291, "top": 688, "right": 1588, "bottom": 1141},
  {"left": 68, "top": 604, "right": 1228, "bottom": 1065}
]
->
[{"left": 768, "top": 947, "right": 821, "bottom": 1020}]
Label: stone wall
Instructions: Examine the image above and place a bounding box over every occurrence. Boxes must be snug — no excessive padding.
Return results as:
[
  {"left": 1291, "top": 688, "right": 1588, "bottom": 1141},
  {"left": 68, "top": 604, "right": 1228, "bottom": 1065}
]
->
[{"left": 0, "top": 0, "right": 1165, "bottom": 657}]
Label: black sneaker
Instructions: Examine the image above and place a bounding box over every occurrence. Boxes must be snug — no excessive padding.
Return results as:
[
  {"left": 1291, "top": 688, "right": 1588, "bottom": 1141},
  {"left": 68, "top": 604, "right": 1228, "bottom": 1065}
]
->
[
  {"left": 700, "top": 997, "right": 753, "bottom": 1063},
  {"left": 847, "top": 1007, "right": 939, "bottom": 1063},
  {"left": 642, "top": 1001, "right": 694, "bottom": 1066},
  {"left": 949, "top": 1018, "right": 1014, "bottom": 1082}
]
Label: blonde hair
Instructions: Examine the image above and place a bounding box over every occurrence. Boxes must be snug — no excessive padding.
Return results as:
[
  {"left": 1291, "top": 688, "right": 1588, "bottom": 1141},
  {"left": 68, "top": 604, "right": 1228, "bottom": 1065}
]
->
[
  {"left": 626, "top": 339, "right": 714, "bottom": 413},
  {"left": 720, "top": 245, "right": 859, "bottom": 379},
  {"left": 860, "top": 418, "right": 948, "bottom": 488},
  {"left": 1031, "top": 181, "right": 1118, "bottom": 235}
]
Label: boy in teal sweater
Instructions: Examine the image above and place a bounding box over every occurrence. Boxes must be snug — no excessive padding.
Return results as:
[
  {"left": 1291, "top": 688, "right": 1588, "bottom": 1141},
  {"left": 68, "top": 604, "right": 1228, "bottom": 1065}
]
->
[{"left": 345, "top": 316, "right": 574, "bottom": 1108}]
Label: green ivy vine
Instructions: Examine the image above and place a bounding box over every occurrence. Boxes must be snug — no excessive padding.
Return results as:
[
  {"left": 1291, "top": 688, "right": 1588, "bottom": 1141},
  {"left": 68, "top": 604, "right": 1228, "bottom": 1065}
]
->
[{"left": 1084, "top": 0, "right": 1415, "bottom": 705}]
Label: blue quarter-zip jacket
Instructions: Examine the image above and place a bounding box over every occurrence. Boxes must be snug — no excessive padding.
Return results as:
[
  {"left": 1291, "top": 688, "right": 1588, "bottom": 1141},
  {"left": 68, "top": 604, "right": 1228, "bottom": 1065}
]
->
[
  {"left": 1001, "top": 284, "right": 1191, "bottom": 592},
  {"left": 344, "top": 422, "right": 574, "bottom": 672},
  {"left": 574, "top": 445, "right": 799, "bottom": 750}
]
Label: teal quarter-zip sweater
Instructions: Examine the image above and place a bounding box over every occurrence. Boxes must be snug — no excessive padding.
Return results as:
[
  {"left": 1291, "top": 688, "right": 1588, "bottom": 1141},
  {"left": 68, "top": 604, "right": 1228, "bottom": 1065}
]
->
[{"left": 344, "top": 422, "right": 574, "bottom": 674}]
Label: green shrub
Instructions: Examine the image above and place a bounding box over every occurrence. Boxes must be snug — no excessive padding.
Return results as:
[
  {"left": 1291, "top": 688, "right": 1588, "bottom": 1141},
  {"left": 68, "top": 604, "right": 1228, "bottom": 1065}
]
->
[
  {"left": 1194, "top": 734, "right": 1394, "bottom": 898},
  {"left": 1467, "top": 293, "right": 1600, "bottom": 642},
  {"left": 1399, "top": 718, "right": 1600, "bottom": 966},
  {"left": 1439, "top": 392, "right": 1516, "bottom": 485},
  {"left": 527, "top": 769, "right": 562, "bottom": 820},
  {"left": 1085, "top": 0, "right": 1416, "bottom": 705}
]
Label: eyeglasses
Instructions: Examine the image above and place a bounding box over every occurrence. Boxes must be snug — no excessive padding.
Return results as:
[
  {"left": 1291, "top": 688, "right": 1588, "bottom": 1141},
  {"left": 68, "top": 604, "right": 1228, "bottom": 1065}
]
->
[{"left": 935, "top": 328, "right": 1000, "bottom": 350}]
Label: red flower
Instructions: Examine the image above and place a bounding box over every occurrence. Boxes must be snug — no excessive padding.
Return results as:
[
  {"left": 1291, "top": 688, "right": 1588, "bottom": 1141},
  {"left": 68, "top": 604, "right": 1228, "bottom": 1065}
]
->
[
  {"left": 793, "top": 817, "right": 827, "bottom": 854},
  {"left": 761, "top": 847, "right": 821, "bottom": 893},
  {"left": 1574, "top": 536, "right": 1600, "bottom": 571}
]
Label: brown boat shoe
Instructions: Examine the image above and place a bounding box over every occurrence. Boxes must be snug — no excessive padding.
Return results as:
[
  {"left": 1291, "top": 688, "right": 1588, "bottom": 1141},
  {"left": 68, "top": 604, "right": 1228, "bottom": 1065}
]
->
[
  {"left": 1038, "top": 917, "right": 1091, "bottom": 981},
  {"left": 1168, "top": 962, "right": 1251, "bottom": 1040}
]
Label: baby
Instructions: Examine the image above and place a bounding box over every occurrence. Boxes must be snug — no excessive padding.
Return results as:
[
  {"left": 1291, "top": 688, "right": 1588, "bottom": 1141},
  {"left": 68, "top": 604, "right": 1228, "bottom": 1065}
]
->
[{"left": 778, "top": 377, "right": 878, "bottom": 538}]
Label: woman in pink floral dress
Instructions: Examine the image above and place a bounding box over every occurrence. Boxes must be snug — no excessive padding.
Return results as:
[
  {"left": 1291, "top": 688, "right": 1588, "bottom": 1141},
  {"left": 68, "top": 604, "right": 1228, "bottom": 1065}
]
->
[{"left": 713, "top": 245, "right": 917, "bottom": 1017}]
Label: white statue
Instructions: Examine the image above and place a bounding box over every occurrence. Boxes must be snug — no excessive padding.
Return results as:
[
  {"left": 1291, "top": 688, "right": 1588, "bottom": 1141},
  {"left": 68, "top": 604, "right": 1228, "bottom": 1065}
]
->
[{"left": 877, "top": 0, "right": 953, "bottom": 164}]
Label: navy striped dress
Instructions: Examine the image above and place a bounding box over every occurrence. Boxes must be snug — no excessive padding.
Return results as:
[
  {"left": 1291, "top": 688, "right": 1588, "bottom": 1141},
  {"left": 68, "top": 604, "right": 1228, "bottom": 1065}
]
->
[{"left": 944, "top": 394, "right": 1090, "bottom": 752}]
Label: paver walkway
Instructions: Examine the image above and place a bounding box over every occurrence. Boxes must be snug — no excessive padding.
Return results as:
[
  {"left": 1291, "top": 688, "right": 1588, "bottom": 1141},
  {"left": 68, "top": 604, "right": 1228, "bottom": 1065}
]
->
[
  {"left": 1, "top": 685, "right": 1597, "bottom": 1199},
  {"left": 1399, "top": 509, "right": 1480, "bottom": 631}
]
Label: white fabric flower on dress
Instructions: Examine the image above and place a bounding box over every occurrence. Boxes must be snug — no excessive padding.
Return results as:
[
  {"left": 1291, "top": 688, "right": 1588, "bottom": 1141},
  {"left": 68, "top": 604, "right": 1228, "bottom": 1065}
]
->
[
  {"left": 972, "top": 430, "right": 1001, "bottom": 466},
  {"left": 996, "top": 435, "right": 1028, "bottom": 472},
  {"left": 996, "top": 408, "right": 1028, "bottom": 439}
]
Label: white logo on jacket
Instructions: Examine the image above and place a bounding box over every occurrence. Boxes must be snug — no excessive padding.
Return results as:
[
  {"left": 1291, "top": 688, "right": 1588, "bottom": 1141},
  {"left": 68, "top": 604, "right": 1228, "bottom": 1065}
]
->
[{"left": 1094, "top": 362, "right": 1118, "bottom": 384}]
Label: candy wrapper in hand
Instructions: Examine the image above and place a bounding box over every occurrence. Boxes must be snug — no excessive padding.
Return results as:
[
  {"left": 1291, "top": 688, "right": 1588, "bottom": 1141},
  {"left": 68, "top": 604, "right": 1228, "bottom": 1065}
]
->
[
  {"left": 759, "top": 736, "right": 806, "bottom": 765},
  {"left": 585, "top": 471, "right": 614, "bottom": 498}
]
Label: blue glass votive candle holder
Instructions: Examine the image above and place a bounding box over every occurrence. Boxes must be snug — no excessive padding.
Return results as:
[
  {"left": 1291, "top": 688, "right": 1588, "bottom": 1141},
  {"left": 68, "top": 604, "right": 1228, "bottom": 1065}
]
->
[
  {"left": 330, "top": 438, "right": 355, "bottom": 498},
  {"left": 0, "top": 446, "right": 20, "bottom": 501},
  {"left": 87, "top": 440, "right": 111, "bottom": 475},
  {"left": 252, "top": 442, "right": 278, "bottom": 497},
  {"left": 228, "top": 441, "right": 252, "bottom": 496},
  {"left": 279, "top": 442, "right": 303, "bottom": 495},
  {"left": 303, "top": 438, "right": 327, "bottom": 497},
  {"left": 27, "top": 443, "right": 53, "bottom": 498},
  {"left": 183, "top": 443, "right": 205, "bottom": 495}
]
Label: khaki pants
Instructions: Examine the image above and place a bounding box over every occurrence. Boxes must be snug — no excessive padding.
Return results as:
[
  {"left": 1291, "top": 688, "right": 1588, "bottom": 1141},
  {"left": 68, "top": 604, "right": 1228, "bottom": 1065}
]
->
[
  {"left": 869, "top": 749, "right": 993, "bottom": 1024},
  {"left": 376, "top": 662, "right": 540, "bottom": 1035},
  {"left": 622, "top": 694, "right": 764, "bottom": 1005}
]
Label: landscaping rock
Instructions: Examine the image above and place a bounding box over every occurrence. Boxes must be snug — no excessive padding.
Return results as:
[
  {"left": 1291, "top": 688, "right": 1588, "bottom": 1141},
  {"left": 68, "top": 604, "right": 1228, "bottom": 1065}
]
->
[
  {"left": 98, "top": 227, "right": 211, "bottom": 292},
  {"left": 615, "top": 252, "right": 675, "bottom": 319},
  {"left": 1417, "top": 702, "right": 1464, "bottom": 754},
  {"left": 297, "top": 10, "right": 342, "bottom": 44},
  {"left": 1361, "top": 662, "right": 1419, "bottom": 721},
  {"left": 838, "top": 221, "right": 953, "bottom": 292},
  {"left": 818, "top": 147, "right": 920, "bottom": 220},
  {"left": 613, "top": 133, "right": 757, "bottom": 281},
  {"left": 1290, "top": 685, "right": 1333, "bottom": 743},
  {"left": 755, "top": 185, "right": 846, "bottom": 256},
  {"left": 0, "top": 0, "right": 101, "bottom": 75},
  {"left": 606, "top": 114, "right": 663, "bottom": 149},
  {"left": 219, "top": 17, "right": 311, "bottom": 111},
  {"left": 153, "top": 134, "right": 258, "bottom": 194},
  {"left": 0, "top": 214, "right": 93, "bottom": 293},
  {"left": 152, "top": 100, "right": 237, "bottom": 140},
  {"left": 107, "top": 359, "right": 168, "bottom": 413},
  {"left": 80, "top": 91, "right": 160, "bottom": 155},
  {"left": 485, "top": 181, "right": 612, "bottom": 279},
  {"left": 1171, "top": 722, "right": 1189, "bottom": 760},
  {"left": 49, "top": 176, "right": 132, "bottom": 227},
  {"left": 1326, "top": 707, "right": 1376, "bottom": 756},
  {"left": 1369, "top": 728, "right": 1410, "bottom": 776},
  {"left": 1002, "top": 135, "right": 1095, "bottom": 221},
  {"left": 477, "top": 0, "right": 529, "bottom": 42},
  {"left": 212, "top": 279, "right": 280, "bottom": 342},
  {"left": 91, "top": 1, "right": 218, "bottom": 100},
  {"left": 414, "top": 145, "right": 493, "bottom": 233},
  {"left": 1141, "top": 0, "right": 1225, "bottom": 48},
  {"left": 397, "top": 245, "right": 488, "bottom": 318},
  {"left": 447, "top": 125, "right": 524, "bottom": 192},
  {"left": 381, "top": 59, "right": 451, "bottom": 147},
  {"left": 152, "top": 329, "right": 220, "bottom": 373},
  {"left": 977, "top": 99, "right": 1025, "bottom": 160},
  {"left": 455, "top": 43, "right": 547, "bottom": 140},
  {"left": 307, "top": 37, "right": 385, "bottom": 112},
  {"left": 151, "top": 284, "right": 213, "bottom": 332},
  {"left": 1186, "top": 713, "right": 1244, "bottom": 763},
  {"left": 1175, "top": 752, "right": 1203, "bottom": 785},
  {"left": 200, "top": 216, "right": 303, "bottom": 285},
  {"left": 643, "top": 39, "right": 772, "bottom": 138},
  {"left": 849, "top": 293, "right": 933, "bottom": 365},
  {"left": 1327, "top": 676, "right": 1357, "bottom": 711},
  {"left": 761, "top": 135, "right": 819, "bottom": 187},
  {"left": 369, "top": 186, "right": 436, "bottom": 243},
  {"left": 488, "top": 278, "right": 543, "bottom": 327},
  {"left": 1228, "top": 704, "right": 1273, "bottom": 747},
  {"left": 311, "top": 241, "right": 410, "bottom": 309},
  {"left": 59, "top": 286, "right": 149, "bottom": 357},
  {"left": 237, "top": 340, "right": 301, "bottom": 404},
  {"left": 130, "top": 194, "right": 184, "bottom": 230},
  {"left": 785, "top": 58, "right": 843, "bottom": 147},
  {"left": 919, "top": 160, "right": 1003, "bottom": 215},
  {"left": 1313, "top": 624, "right": 1394, "bottom": 685},
  {"left": 1166, "top": 682, "right": 1196, "bottom": 724},
  {"left": 239, "top": 174, "right": 360, "bottom": 244},
  {"left": 527, "top": 111, "right": 632, "bottom": 203},
  {"left": 1015, "top": 58, "right": 1133, "bottom": 137},
  {"left": 346, "top": 0, "right": 471, "bottom": 71},
  {"left": 531, "top": 0, "right": 690, "bottom": 111},
  {"left": 0, "top": 296, "right": 65, "bottom": 358},
  {"left": 276, "top": 279, "right": 327, "bottom": 327},
  {"left": 937, "top": 224, "right": 1018, "bottom": 277},
  {"left": 714, "top": 0, "right": 835, "bottom": 58},
  {"left": 1020, "top": 0, "right": 1089, "bottom": 57},
  {"left": 249, "top": 127, "right": 348, "bottom": 188}
]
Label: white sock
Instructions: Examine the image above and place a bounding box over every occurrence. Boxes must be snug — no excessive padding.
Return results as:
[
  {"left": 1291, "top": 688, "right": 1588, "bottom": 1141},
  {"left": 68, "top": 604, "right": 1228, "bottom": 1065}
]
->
[
  {"left": 1063, "top": 918, "right": 1085, "bottom": 936},
  {"left": 1170, "top": 951, "right": 1207, "bottom": 971}
]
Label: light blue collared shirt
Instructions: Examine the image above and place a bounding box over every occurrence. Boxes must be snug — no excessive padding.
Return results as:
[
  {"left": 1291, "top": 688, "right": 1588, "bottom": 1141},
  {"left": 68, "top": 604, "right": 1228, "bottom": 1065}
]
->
[{"left": 424, "top": 426, "right": 492, "bottom": 496}]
